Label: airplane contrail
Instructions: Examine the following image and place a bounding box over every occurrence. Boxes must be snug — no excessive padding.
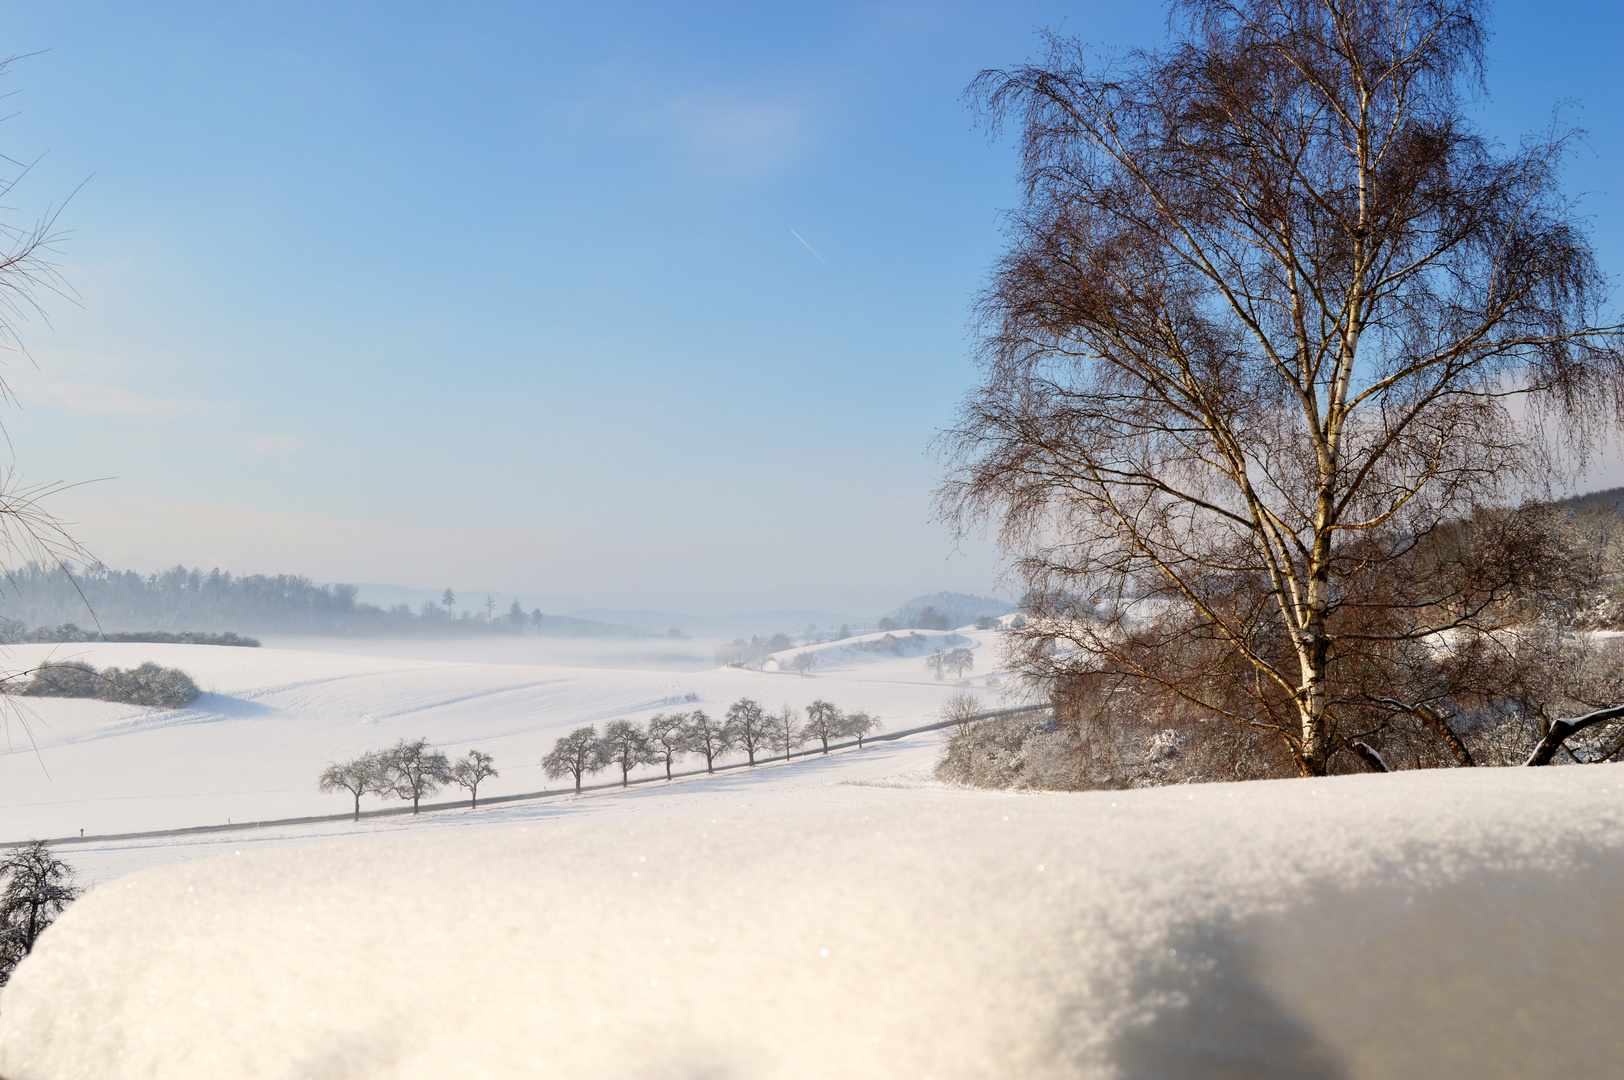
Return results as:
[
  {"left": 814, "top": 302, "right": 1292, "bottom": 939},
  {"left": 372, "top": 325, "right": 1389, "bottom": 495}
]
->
[{"left": 790, "top": 229, "right": 831, "bottom": 269}]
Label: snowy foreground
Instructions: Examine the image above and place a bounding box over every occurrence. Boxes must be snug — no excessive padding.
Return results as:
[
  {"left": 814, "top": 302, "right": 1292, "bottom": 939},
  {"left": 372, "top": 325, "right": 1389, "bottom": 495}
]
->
[{"left": 0, "top": 636, "right": 1620, "bottom": 1078}]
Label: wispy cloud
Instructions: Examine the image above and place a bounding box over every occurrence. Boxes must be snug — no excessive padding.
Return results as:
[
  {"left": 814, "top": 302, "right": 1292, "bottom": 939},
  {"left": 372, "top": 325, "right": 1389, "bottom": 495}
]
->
[{"left": 790, "top": 229, "right": 831, "bottom": 269}]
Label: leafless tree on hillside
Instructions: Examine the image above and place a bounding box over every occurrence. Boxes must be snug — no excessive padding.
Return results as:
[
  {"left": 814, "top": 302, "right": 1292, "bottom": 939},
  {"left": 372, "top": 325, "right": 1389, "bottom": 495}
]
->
[
  {"left": 727, "top": 697, "right": 770, "bottom": 766},
  {"left": 683, "top": 708, "right": 734, "bottom": 773},
  {"left": 803, "top": 700, "right": 844, "bottom": 753},
  {"left": 843, "top": 709, "right": 882, "bottom": 747},
  {"left": 766, "top": 704, "right": 804, "bottom": 763},
  {"left": 645, "top": 713, "right": 687, "bottom": 780},
  {"left": 942, "top": 0, "right": 1624, "bottom": 776},
  {"left": 319, "top": 751, "right": 383, "bottom": 821},
  {"left": 941, "top": 691, "right": 983, "bottom": 736},
  {"left": 451, "top": 749, "right": 499, "bottom": 808},
  {"left": 378, "top": 738, "right": 453, "bottom": 813},
  {"left": 543, "top": 726, "right": 609, "bottom": 794},
  {"left": 604, "top": 719, "right": 655, "bottom": 787}
]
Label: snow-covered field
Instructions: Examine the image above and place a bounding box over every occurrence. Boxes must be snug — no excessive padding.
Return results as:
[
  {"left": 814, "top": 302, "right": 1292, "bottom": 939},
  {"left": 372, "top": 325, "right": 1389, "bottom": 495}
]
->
[
  {"left": 0, "top": 629, "right": 995, "bottom": 853},
  {"left": 0, "top": 632, "right": 1620, "bottom": 1078}
]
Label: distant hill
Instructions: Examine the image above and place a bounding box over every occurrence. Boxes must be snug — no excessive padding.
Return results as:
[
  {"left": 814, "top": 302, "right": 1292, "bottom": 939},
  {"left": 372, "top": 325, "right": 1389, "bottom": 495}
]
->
[
  {"left": 1565, "top": 486, "right": 1624, "bottom": 515},
  {"left": 883, "top": 592, "right": 1014, "bottom": 630},
  {"left": 0, "top": 564, "right": 635, "bottom": 639},
  {"left": 567, "top": 608, "right": 864, "bottom": 640}
]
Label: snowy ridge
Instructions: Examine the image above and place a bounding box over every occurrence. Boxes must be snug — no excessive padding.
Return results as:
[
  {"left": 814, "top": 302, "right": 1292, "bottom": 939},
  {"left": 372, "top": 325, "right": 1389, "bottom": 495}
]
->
[{"left": 768, "top": 628, "right": 979, "bottom": 673}]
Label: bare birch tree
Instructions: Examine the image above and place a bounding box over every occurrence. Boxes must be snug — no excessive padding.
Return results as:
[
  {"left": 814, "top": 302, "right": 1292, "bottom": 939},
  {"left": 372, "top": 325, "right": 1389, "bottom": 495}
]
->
[
  {"left": 0, "top": 55, "right": 96, "bottom": 726},
  {"left": 943, "top": 0, "right": 1624, "bottom": 776}
]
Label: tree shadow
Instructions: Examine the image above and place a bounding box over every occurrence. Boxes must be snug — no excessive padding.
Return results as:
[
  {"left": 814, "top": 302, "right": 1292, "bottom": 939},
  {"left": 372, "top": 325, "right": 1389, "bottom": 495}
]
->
[{"left": 1099, "top": 917, "right": 1351, "bottom": 1080}]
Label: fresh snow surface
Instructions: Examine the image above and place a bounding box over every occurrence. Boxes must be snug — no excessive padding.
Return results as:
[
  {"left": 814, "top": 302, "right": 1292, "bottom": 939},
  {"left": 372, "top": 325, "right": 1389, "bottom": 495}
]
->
[
  {"left": 1, "top": 633, "right": 1621, "bottom": 1078},
  {"left": 1, "top": 766, "right": 1621, "bottom": 1079}
]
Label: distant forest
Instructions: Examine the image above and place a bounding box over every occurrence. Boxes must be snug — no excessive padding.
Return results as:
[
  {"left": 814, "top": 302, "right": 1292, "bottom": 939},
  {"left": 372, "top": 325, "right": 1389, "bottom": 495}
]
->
[{"left": 0, "top": 564, "right": 622, "bottom": 638}]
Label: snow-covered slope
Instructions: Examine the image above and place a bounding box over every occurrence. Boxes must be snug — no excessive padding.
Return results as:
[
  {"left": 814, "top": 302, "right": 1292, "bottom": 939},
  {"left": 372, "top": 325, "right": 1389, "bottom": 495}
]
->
[
  {"left": 0, "top": 635, "right": 995, "bottom": 840},
  {"left": 766, "top": 627, "right": 986, "bottom": 674},
  {"left": 1, "top": 765, "right": 1620, "bottom": 1079}
]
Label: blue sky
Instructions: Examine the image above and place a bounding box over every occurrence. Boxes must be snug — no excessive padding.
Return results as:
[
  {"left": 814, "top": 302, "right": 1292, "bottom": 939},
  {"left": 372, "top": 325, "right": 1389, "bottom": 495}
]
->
[{"left": 0, "top": 1, "right": 1619, "bottom": 615}]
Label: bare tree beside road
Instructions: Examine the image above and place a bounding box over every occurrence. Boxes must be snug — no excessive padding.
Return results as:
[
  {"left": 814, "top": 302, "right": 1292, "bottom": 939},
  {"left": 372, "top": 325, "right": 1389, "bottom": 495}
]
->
[
  {"left": 645, "top": 713, "right": 687, "bottom": 780},
  {"left": 452, "top": 750, "right": 499, "bottom": 808},
  {"left": 543, "top": 726, "right": 610, "bottom": 794},
  {"left": 379, "top": 738, "right": 453, "bottom": 814},
  {"left": 319, "top": 752, "right": 383, "bottom": 821},
  {"left": 683, "top": 709, "right": 734, "bottom": 773},
  {"left": 727, "top": 698, "right": 770, "bottom": 766}
]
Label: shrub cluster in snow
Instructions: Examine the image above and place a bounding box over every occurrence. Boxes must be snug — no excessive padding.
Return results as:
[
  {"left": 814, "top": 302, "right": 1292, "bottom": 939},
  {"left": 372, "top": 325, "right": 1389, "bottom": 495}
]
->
[
  {"left": 0, "top": 623, "right": 259, "bottom": 647},
  {"left": 935, "top": 712, "right": 1288, "bottom": 791},
  {"left": 11, "top": 660, "right": 201, "bottom": 708}
]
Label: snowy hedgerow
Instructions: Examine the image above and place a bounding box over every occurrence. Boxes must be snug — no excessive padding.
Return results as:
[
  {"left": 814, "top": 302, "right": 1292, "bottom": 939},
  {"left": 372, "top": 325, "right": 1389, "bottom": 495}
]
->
[
  {"left": 15, "top": 660, "right": 201, "bottom": 708},
  {"left": 935, "top": 714, "right": 1083, "bottom": 790}
]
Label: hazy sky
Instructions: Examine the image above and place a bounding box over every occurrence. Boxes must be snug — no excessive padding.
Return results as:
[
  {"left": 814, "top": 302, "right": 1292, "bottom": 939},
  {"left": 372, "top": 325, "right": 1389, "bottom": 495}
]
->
[{"left": 0, "top": 1, "right": 1619, "bottom": 615}]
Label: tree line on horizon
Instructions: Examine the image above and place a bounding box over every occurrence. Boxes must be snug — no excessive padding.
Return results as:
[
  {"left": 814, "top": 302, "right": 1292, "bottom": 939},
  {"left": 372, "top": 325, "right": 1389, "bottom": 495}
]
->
[{"left": 1, "top": 564, "right": 567, "bottom": 639}]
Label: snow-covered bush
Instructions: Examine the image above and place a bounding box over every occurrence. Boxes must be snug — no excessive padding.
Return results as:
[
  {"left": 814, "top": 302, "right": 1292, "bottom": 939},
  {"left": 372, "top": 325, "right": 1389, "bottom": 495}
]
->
[
  {"left": 935, "top": 714, "right": 1087, "bottom": 790},
  {"left": 937, "top": 688, "right": 1295, "bottom": 791},
  {"left": 13, "top": 660, "right": 201, "bottom": 708}
]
